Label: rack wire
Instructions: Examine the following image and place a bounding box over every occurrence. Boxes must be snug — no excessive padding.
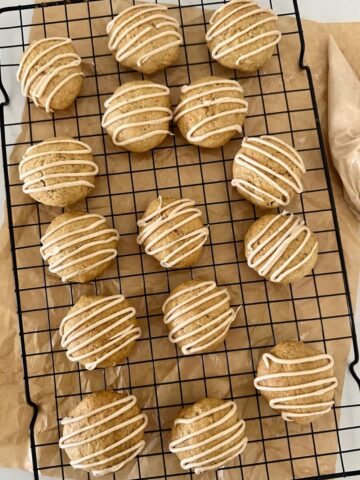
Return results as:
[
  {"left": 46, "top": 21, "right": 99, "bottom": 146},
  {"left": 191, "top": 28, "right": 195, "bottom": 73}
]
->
[{"left": 0, "top": 0, "right": 359, "bottom": 479}]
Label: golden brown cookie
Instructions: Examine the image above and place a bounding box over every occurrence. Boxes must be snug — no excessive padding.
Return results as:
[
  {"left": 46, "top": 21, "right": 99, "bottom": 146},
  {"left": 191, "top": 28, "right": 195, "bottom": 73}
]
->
[
  {"left": 206, "top": 0, "right": 281, "bottom": 73},
  {"left": 106, "top": 3, "right": 182, "bottom": 74},
  {"left": 17, "top": 37, "right": 84, "bottom": 112},
  {"left": 169, "top": 397, "right": 247, "bottom": 473},
  {"left": 137, "top": 196, "right": 209, "bottom": 269},
  {"left": 40, "top": 211, "right": 119, "bottom": 283},
  {"left": 102, "top": 80, "right": 172, "bottom": 153},
  {"left": 254, "top": 340, "right": 338, "bottom": 424},
  {"left": 244, "top": 212, "right": 318, "bottom": 284},
  {"left": 59, "top": 390, "right": 147, "bottom": 476},
  {"left": 60, "top": 295, "right": 140, "bottom": 369},
  {"left": 19, "top": 137, "right": 97, "bottom": 207},
  {"left": 174, "top": 76, "right": 248, "bottom": 148},
  {"left": 232, "top": 135, "right": 305, "bottom": 209}
]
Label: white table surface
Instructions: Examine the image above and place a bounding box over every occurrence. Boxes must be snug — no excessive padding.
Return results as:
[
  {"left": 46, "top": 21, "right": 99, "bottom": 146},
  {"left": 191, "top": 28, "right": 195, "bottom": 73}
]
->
[{"left": 0, "top": 0, "right": 360, "bottom": 479}]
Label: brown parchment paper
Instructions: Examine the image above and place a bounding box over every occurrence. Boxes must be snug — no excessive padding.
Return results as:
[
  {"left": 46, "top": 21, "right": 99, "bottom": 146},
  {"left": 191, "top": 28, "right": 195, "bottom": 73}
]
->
[{"left": 0, "top": 2, "right": 360, "bottom": 479}]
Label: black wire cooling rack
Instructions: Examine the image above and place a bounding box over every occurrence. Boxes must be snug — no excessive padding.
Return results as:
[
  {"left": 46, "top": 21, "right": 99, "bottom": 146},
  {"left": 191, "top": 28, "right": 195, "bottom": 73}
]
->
[{"left": 0, "top": 0, "right": 360, "bottom": 479}]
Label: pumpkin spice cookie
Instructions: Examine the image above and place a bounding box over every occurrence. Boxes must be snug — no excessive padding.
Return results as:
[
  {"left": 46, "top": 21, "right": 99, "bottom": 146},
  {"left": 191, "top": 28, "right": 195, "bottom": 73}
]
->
[
  {"left": 102, "top": 80, "right": 173, "bottom": 152},
  {"left": 60, "top": 295, "right": 140, "bottom": 370},
  {"left": 206, "top": 0, "right": 281, "bottom": 73},
  {"left": 59, "top": 390, "right": 148, "bottom": 476},
  {"left": 19, "top": 137, "right": 97, "bottom": 207},
  {"left": 40, "top": 211, "right": 119, "bottom": 283},
  {"left": 254, "top": 340, "right": 338, "bottom": 424},
  {"left": 169, "top": 397, "right": 247, "bottom": 474},
  {"left": 17, "top": 37, "right": 84, "bottom": 112},
  {"left": 137, "top": 196, "right": 209, "bottom": 269},
  {"left": 174, "top": 76, "right": 248, "bottom": 148},
  {"left": 106, "top": 3, "right": 182, "bottom": 74},
  {"left": 244, "top": 211, "right": 318, "bottom": 284},
  {"left": 232, "top": 135, "right": 306, "bottom": 209}
]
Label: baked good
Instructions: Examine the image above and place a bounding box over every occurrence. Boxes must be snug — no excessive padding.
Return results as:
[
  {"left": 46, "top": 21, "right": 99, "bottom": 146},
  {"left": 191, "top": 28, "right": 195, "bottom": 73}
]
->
[
  {"left": 254, "top": 340, "right": 338, "bottom": 424},
  {"left": 40, "top": 211, "right": 119, "bottom": 283},
  {"left": 106, "top": 3, "right": 182, "bottom": 74},
  {"left": 206, "top": 0, "right": 281, "bottom": 73},
  {"left": 17, "top": 37, "right": 84, "bottom": 112},
  {"left": 60, "top": 295, "right": 140, "bottom": 370},
  {"left": 19, "top": 137, "right": 97, "bottom": 207},
  {"left": 174, "top": 76, "right": 248, "bottom": 148},
  {"left": 169, "top": 397, "right": 247, "bottom": 474},
  {"left": 59, "top": 390, "right": 147, "bottom": 476},
  {"left": 102, "top": 81, "right": 172, "bottom": 153},
  {"left": 137, "top": 196, "right": 209, "bottom": 268},
  {"left": 231, "top": 135, "right": 305, "bottom": 209},
  {"left": 163, "top": 279, "right": 237, "bottom": 355},
  {"left": 244, "top": 211, "right": 318, "bottom": 284}
]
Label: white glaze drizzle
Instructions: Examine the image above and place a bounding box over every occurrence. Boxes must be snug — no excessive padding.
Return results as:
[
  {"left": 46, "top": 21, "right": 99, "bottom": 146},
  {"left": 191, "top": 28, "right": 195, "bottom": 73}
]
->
[
  {"left": 254, "top": 351, "right": 338, "bottom": 421},
  {"left": 59, "top": 395, "right": 148, "bottom": 476},
  {"left": 102, "top": 83, "right": 173, "bottom": 147},
  {"left": 60, "top": 295, "right": 140, "bottom": 370},
  {"left": 40, "top": 213, "right": 119, "bottom": 282},
  {"left": 163, "top": 281, "right": 238, "bottom": 355},
  {"left": 247, "top": 211, "right": 318, "bottom": 283},
  {"left": 20, "top": 138, "right": 98, "bottom": 194},
  {"left": 137, "top": 197, "right": 209, "bottom": 268},
  {"left": 17, "top": 37, "right": 84, "bottom": 113},
  {"left": 107, "top": 4, "right": 182, "bottom": 67},
  {"left": 206, "top": 0, "right": 281, "bottom": 66},
  {"left": 169, "top": 400, "right": 247, "bottom": 473},
  {"left": 174, "top": 78, "right": 248, "bottom": 143},
  {"left": 231, "top": 136, "right": 305, "bottom": 206}
]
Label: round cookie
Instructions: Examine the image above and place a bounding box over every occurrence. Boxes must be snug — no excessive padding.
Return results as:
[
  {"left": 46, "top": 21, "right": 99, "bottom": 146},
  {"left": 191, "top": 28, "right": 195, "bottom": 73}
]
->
[
  {"left": 163, "top": 279, "right": 237, "bottom": 355},
  {"left": 60, "top": 295, "right": 140, "bottom": 370},
  {"left": 102, "top": 81, "right": 172, "bottom": 152},
  {"left": 174, "top": 76, "right": 248, "bottom": 148},
  {"left": 254, "top": 340, "right": 338, "bottom": 424},
  {"left": 232, "top": 135, "right": 306, "bottom": 209},
  {"left": 106, "top": 3, "right": 182, "bottom": 74},
  {"left": 244, "top": 211, "right": 318, "bottom": 284},
  {"left": 206, "top": 0, "right": 281, "bottom": 73},
  {"left": 40, "top": 211, "right": 119, "bottom": 283},
  {"left": 137, "top": 196, "right": 209, "bottom": 269},
  {"left": 17, "top": 37, "right": 84, "bottom": 112},
  {"left": 169, "top": 397, "right": 247, "bottom": 474},
  {"left": 59, "top": 390, "right": 148, "bottom": 476},
  {"left": 19, "top": 137, "right": 97, "bottom": 207}
]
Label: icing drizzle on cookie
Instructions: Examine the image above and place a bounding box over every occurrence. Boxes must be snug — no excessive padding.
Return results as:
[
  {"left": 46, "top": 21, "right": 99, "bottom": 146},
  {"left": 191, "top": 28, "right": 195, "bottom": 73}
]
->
[
  {"left": 60, "top": 295, "right": 140, "bottom": 370},
  {"left": 169, "top": 400, "right": 247, "bottom": 473},
  {"left": 174, "top": 78, "right": 248, "bottom": 143},
  {"left": 59, "top": 395, "right": 148, "bottom": 476},
  {"left": 17, "top": 37, "right": 84, "bottom": 113},
  {"left": 40, "top": 213, "right": 119, "bottom": 282},
  {"left": 254, "top": 351, "right": 338, "bottom": 421}
]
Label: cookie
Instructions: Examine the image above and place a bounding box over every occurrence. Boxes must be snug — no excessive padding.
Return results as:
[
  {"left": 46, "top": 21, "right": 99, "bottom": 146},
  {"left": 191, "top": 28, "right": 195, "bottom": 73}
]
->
[
  {"left": 206, "top": 0, "right": 281, "bottom": 73},
  {"left": 102, "top": 81, "right": 172, "bottom": 152},
  {"left": 169, "top": 397, "right": 247, "bottom": 474},
  {"left": 163, "top": 279, "right": 237, "bottom": 355},
  {"left": 244, "top": 211, "right": 318, "bottom": 284},
  {"left": 137, "top": 196, "right": 209, "bottom": 268},
  {"left": 59, "top": 390, "right": 147, "bottom": 476},
  {"left": 19, "top": 137, "right": 97, "bottom": 207},
  {"left": 17, "top": 37, "right": 84, "bottom": 112},
  {"left": 174, "top": 76, "right": 248, "bottom": 148},
  {"left": 40, "top": 211, "right": 119, "bottom": 283},
  {"left": 232, "top": 135, "right": 305, "bottom": 209},
  {"left": 254, "top": 340, "right": 338, "bottom": 424},
  {"left": 60, "top": 295, "right": 140, "bottom": 370},
  {"left": 106, "top": 3, "right": 182, "bottom": 74}
]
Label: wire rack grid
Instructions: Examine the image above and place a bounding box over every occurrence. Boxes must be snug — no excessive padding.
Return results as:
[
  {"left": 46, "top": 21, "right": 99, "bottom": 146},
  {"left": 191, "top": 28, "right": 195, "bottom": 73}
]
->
[{"left": 0, "top": 0, "right": 359, "bottom": 479}]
